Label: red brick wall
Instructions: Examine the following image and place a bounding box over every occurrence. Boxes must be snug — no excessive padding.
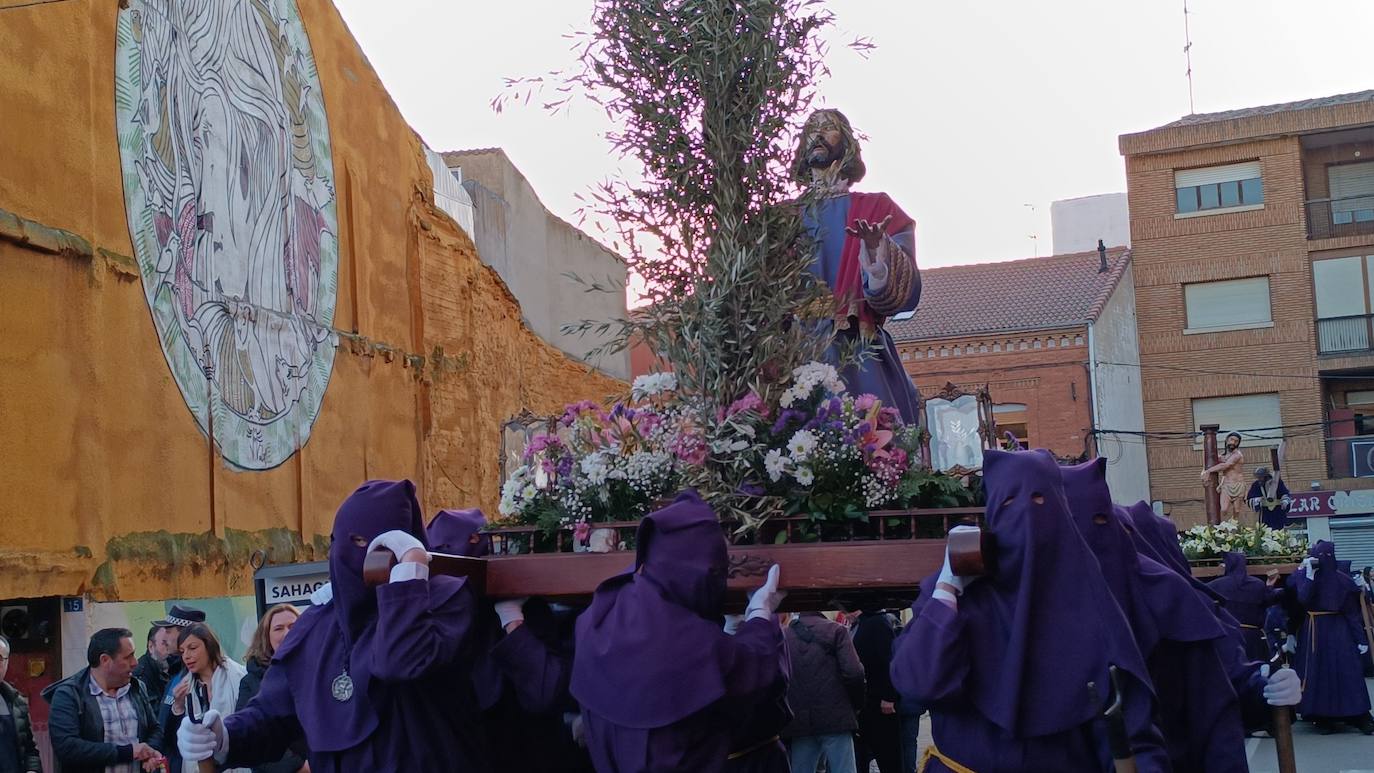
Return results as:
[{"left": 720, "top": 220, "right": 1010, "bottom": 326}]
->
[{"left": 897, "top": 327, "right": 1094, "bottom": 459}]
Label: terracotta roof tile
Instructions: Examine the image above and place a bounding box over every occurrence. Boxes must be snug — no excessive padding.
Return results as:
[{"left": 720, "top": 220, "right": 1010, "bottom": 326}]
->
[{"left": 887, "top": 247, "right": 1131, "bottom": 342}]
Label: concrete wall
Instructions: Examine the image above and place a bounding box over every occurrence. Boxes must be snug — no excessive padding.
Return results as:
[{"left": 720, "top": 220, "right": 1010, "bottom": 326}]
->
[
  {"left": 1051, "top": 193, "right": 1131, "bottom": 254},
  {"left": 1090, "top": 266, "right": 1151, "bottom": 504},
  {"left": 899, "top": 329, "right": 1095, "bottom": 459},
  {"left": 0, "top": 0, "right": 620, "bottom": 602},
  {"left": 446, "top": 149, "right": 630, "bottom": 380}
]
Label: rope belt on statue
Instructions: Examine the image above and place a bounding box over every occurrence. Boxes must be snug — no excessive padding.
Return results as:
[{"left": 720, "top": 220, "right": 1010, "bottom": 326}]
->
[
  {"left": 919, "top": 743, "right": 978, "bottom": 773},
  {"left": 725, "top": 735, "right": 779, "bottom": 760},
  {"left": 1302, "top": 611, "right": 1340, "bottom": 691}
]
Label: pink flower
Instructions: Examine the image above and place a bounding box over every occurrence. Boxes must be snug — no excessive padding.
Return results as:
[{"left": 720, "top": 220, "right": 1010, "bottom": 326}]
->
[
  {"left": 573, "top": 521, "right": 592, "bottom": 545},
  {"left": 726, "top": 391, "right": 769, "bottom": 419},
  {"left": 854, "top": 394, "right": 879, "bottom": 412},
  {"left": 671, "top": 432, "right": 708, "bottom": 466},
  {"left": 877, "top": 407, "right": 901, "bottom": 430}
]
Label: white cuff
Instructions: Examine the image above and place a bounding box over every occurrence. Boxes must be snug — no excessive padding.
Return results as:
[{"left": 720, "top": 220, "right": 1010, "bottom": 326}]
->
[
  {"left": 931, "top": 588, "right": 958, "bottom": 606},
  {"left": 860, "top": 240, "right": 890, "bottom": 291},
  {"left": 390, "top": 561, "right": 430, "bottom": 583}
]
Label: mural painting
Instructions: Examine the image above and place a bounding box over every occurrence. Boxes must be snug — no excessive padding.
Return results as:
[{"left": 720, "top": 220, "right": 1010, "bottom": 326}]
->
[{"left": 114, "top": 0, "right": 339, "bottom": 470}]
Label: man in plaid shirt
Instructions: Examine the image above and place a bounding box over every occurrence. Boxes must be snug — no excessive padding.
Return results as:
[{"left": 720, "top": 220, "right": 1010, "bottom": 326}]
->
[{"left": 43, "top": 628, "right": 164, "bottom": 773}]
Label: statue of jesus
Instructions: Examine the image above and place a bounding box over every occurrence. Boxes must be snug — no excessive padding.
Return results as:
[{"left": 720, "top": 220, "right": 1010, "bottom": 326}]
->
[
  {"left": 792, "top": 109, "right": 922, "bottom": 422},
  {"left": 1201, "top": 432, "right": 1247, "bottom": 521}
]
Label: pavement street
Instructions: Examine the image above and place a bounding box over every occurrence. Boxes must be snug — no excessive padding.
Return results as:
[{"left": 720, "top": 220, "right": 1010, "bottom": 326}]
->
[
  {"left": 1246, "top": 678, "right": 1374, "bottom": 773},
  {"left": 897, "top": 679, "right": 1374, "bottom": 773}
]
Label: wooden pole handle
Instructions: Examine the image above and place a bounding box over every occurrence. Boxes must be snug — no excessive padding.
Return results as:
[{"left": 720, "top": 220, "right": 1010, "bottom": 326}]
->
[{"left": 362, "top": 547, "right": 488, "bottom": 595}]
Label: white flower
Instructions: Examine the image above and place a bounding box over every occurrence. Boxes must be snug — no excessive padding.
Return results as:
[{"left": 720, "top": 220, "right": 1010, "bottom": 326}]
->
[
  {"left": 631, "top": 372, "right": 678, "bottom": 400},
  {"left": 780, "top": 386, "right": 802, "bottom": 408},
  {"left": 793, "top": 466, "right": 815, "bottom": 486},
  {"left": 764, "top": 449, "right": 788, "bottom": 482},
  {"left": 580, "top": 452, "right": 610, "bottom": 485},
  {"left": 787, "top": 430, "right": 818, "bottom": 461}
]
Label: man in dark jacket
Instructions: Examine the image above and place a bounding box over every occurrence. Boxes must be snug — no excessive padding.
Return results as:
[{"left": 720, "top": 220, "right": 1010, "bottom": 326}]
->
[
  {"left": 0, "top": 634, "right": 42, "bottom": 773},
  {"left": 130, "top": 626, "right": 169, "bottom": 720},
  {"left": 781, "top": 612, "right": 864, "bottom": 773},
  {"left": 850, "top": 607, "right": 901, "bottom": 773},
  {"left": 43, "top": 628, "right": 162, "bottom": 773}
]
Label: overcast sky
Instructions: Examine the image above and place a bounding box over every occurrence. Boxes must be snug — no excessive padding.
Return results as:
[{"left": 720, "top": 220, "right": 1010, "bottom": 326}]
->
[{"left": 332, "top": 0, "right": 1374, "bottom": 268}]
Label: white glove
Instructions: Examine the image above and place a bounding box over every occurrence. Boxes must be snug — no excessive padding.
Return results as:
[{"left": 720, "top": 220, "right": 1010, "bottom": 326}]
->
[
  {"left": 494, "top": 598, "right": 527, "bottom": 630},
  {"left": 722, "top": 614, "right": 744, "bottom": 635},
  {"left": 309, "top": 582, "right": 333, "bottom": 606},
  {"left": 1280, "top": 495, "right": 1292, "bottom": 508},
  {"left": 1248, "top": 497, "right": 1261, "bottom": 509},
  {"left": 1360, "top": 645, "right": 1369, "bottom": 655},
  {"left": 368, "top": 530, "right": 429, "bottom": 582},
  {"left": 1283, "top": 635, "right": 1297, "bottom": 654},
  {"left": 177, "top": 708, "right": 227, "bottom": 764},
  {"left": 934, "top": 526, "right": 980, "bottom": 605},
  {"left": 564, "top": 712, "right": 586, "bottom": 748},
  {"left": 745, "top": 564, "right": 785, "bottom": 621},
  {"left": 1301, "top": 557, "right": 1317, "bottom": 580},
  {"left": 1261, "top": 665, "right": 1301, "bottom": 707}
]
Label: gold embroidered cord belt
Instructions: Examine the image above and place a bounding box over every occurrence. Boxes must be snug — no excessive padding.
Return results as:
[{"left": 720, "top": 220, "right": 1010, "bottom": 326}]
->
[{"left": 919, "top": 743, "right": 978, "bottom": 773}]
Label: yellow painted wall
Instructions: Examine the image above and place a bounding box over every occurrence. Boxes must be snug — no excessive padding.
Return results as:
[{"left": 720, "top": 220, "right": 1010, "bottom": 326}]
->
[{"left": 0, "top": 1, "right": 620, "bottom": 601}]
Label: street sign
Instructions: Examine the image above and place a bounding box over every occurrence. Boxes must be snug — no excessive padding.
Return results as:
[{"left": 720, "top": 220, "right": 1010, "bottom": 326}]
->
[{"left": 1285, "top": 489, "right": 1374, "bottom": 519}]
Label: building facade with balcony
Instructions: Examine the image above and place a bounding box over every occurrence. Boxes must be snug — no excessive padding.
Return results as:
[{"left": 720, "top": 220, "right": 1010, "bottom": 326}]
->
[
  {"left": 888, "top": 245, "right": 1151, "bottom": 504},
  {"left": 1121, "top": 90, "right": 1374, "bottom": 566}
]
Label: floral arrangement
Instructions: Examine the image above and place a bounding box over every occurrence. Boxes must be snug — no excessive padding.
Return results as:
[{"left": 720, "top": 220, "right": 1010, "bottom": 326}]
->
[
  {"left": 1179, "top": 519, "right": 1308, "bottom": 561},
  {"left": 499, "top": 362, "right": 975, "bottom": 538}
]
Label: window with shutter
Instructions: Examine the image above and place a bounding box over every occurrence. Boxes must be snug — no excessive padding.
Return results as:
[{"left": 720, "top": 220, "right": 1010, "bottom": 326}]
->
[
  {"left": 1191, "top": 393, "right": 1282, "bottom": 449},
  {"left": 1175, "top": 162, "right": 1264, "bottom": 216},
  {"left": 1328, "top": 161, "right": 1374, "bottom": 224},
  {"left": 1182, "top": 276, "right": 1272, "bottom": 333}
]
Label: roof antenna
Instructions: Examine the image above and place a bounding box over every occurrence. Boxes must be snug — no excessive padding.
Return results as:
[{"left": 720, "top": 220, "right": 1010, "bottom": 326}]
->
[
  {"left": 1098, "top": 239, "right": 1109, "bottom": 273},
  {"left": 1183, "top": 0, "right": 1196, "bottom": 114}
]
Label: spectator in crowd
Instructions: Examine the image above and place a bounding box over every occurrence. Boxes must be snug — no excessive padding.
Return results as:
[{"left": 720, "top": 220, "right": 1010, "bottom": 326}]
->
[
  {"left": 570, "top": 491, "right": 787, "bottom": 773},
  {"left": 781, "top": 612, "right": 864, "bottom": 773},
  {"left": 43, "top": 627, "right": 163, "bottom": 773},
  {"left": 149, "top": 605, "right": 207, "bottom": 713},
  {"left": 850, "top": 605, "right": 900, "bottom": 773},
  {"left": 164, "top": 623, "right": 248, "bottom": 772},
  {"left": 179, "top": 479, "right": 490, "bottom": 771},
  {"left": 238, "top": 605, "right": 308, "bottom": 773},
  {"left": 0, "top": 634, "right": 41, "bottom": 773},
  {"left": 132, "top": 626, "right": 171, "bottom": 719}
]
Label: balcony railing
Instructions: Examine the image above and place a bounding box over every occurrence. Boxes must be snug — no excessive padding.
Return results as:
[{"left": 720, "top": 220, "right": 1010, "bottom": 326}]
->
[
  {"left": 1306, "top": 195, "right": 1374, "bottom": 240},
  {"left": 1316, "top": 314, "right": 1374, "bottom": 355}
]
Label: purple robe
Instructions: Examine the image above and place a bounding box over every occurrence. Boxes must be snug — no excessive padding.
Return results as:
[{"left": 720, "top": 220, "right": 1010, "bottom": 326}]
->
[
  {"left": 224, "top": 480, "right": 486, "bottom": 772},
  {"left": 1293, "top": 541, "right": 1371, "bottom": 719},
  {"left": 571, "top": 492, "right": 787, "bottom": 773},
  {"left": 803, "top": 193, "right": 922, "bottom": 422},
  {"left": 1207, "top": 552, "right": 1280, "bottom": 661},
  {"left": 1063, "top": 459, "right": 1247, "bottom": 773},
  {"left": 891, "top": 450, "right": 1168, "bottom": 773}
]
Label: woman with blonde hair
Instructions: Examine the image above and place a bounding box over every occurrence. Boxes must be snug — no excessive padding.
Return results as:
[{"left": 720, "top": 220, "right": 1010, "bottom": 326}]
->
[
  {"left": 164, "top": 623, "right": 249, "bottom": 772},
  {"left": 237, "top": 604, "right": 308, "bottom": 773}
]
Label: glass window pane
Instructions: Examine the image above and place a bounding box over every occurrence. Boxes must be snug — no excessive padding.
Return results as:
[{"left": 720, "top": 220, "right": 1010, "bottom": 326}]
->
[
  {"left": 1199, "top": 183, "right": 1220, "bottom": 210},
  {"left": 1176, "top": 186, "right": 1199, "bottom": 213},
  {"left": 1240, "top": 177, "right": 1263, "bottom": 204},
  {"left": 1219, "top": 180, "right": 1241, "bottom": 207}
]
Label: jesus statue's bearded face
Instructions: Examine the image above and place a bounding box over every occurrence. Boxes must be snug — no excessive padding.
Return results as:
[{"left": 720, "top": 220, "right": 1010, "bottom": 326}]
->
[{"left": 791, "top": 109, "right": 866, "bottom": 186}]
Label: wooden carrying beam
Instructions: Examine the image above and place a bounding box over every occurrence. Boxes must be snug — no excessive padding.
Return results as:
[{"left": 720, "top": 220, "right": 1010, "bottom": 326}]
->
[{"left": 364, "top": 539, "right": 950, "bottom": 612}]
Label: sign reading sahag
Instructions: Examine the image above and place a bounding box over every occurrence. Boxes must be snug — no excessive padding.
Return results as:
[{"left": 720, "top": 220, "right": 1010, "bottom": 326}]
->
[{"left": 265, "top": 575, "right": 329, "bottom": 605}]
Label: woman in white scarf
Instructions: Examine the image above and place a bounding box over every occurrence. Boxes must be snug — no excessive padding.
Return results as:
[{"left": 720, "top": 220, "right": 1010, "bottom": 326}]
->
[{"left": 170, "top": 623, "right": 249, "bottom": 773}]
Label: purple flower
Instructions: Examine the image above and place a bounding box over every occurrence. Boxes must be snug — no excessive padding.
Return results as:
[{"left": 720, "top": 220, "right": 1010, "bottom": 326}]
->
[
  {"left": 828, "top": 397, "right": 842, "bottom": 414},
  {"left": 856, "top": 421, "right": 873, "bottom": 436},
  {"left": 854, "top": 394, "right": 879, "bottom": 412},
  {"left": 864, "top": 442, "right": 878, "bottom": 454}
]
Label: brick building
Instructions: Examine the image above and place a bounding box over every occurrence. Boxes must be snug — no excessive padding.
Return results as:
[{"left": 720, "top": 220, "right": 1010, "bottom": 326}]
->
[
  {"left": 888, "top": 246, "right": 1150, "bottom": 503},
  {"left": 1120, "top": 90, "right": 1374, "bottom": 562}
]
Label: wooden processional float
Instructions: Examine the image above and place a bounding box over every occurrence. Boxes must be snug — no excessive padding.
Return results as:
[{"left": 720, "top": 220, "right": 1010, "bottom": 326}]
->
[{"left": 361, "top": 507, "right": 1298, "bottom": 611}]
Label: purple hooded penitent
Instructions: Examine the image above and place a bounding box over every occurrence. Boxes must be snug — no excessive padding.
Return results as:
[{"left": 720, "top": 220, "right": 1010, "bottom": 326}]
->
[
  {"left": 571, "top": 491, "right": 786, "bottom": 773},
  {"left": 223, "top": 480, "right": 484, "bottom": 772},
  {"left": 1292, "top": 540, "right": 1371, "bottom": 719},
  {"left": 428, "top": 507, "right": 492, "bottom": 557},
  {"left": 1062, "top": 459, "right": 1247, "bottom": 773},
  {"left": 1207, "top": 552, "right": 1280, "bottom": 661},
  {"left": 890, "top": 449, "right": 1168, "bottom": 772}
]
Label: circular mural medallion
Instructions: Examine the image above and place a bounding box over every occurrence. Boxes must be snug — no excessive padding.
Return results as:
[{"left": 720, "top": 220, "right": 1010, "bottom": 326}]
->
[{"left": 114, "top": 0, "right": 339, "bottom": 470}]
